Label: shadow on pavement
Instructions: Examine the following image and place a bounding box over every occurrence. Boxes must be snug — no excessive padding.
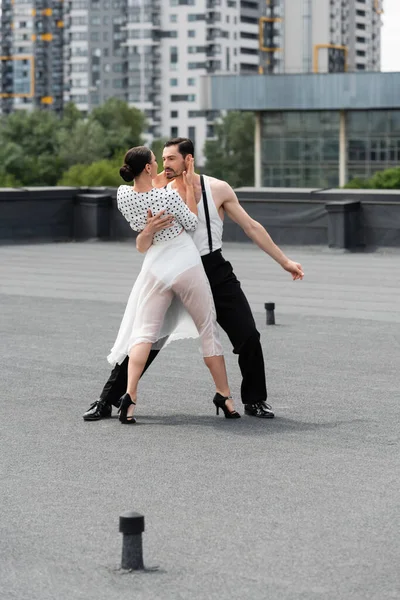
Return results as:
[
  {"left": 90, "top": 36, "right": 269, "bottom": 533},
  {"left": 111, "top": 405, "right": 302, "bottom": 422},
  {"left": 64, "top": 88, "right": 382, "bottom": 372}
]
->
[{"left": 118, "top": 414, "right": 366, "bottom": 437}]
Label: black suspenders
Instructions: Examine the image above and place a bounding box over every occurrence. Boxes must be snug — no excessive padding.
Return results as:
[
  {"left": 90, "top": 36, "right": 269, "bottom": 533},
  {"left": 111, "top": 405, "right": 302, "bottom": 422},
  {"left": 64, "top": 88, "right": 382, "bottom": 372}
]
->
[{"left": 200, "top": 175, "right": 213, "bottom": 254}]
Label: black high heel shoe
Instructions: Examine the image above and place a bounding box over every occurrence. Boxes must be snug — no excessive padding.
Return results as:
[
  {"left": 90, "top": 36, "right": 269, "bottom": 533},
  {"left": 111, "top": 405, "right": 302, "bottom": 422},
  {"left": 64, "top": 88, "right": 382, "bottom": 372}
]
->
[
  {"left": 118, "top": 393, "right": 137, "bottom": 424},
  {"left": 213, "top": 393, "right": 241, "bottom": 419}
]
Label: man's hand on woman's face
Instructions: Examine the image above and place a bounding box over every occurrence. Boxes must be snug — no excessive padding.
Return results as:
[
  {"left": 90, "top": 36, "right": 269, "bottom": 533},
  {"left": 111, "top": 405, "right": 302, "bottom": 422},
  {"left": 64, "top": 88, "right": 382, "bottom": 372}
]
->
[
  {"left": 182, "top": 155, "right": 195, "bottom": 187},
  {"left": 145, "top": 209, "right": 174, "bottom": 234}
]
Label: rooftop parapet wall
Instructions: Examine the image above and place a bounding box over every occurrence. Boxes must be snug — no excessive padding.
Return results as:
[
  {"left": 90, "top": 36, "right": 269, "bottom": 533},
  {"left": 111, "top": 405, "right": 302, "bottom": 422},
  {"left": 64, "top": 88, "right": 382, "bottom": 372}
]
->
[{"left": 1, "top": 187, "right": 400, "bottom": 249}]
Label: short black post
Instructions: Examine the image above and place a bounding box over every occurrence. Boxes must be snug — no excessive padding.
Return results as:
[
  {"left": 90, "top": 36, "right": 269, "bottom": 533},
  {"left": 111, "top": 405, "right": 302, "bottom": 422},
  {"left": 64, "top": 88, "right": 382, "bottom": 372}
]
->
[
  {"left": 119, "top": 511, "right": 145, "bottom": 570},
  {"left": 264, "top": 302, "right": 275, "bottom": 325}
]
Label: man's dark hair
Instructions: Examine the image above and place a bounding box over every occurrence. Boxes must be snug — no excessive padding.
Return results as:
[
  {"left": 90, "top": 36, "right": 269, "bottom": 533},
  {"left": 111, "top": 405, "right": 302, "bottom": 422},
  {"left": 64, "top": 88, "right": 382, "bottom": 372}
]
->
[{"left": 164, "top": 137, "right": 194, "bottom": 158}]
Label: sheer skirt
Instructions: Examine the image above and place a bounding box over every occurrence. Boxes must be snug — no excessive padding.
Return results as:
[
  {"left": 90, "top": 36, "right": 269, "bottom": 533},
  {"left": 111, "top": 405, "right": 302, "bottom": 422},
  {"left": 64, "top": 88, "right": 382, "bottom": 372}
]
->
[{"left": 107, "top": 231, "right": 223, "bottom": 366}]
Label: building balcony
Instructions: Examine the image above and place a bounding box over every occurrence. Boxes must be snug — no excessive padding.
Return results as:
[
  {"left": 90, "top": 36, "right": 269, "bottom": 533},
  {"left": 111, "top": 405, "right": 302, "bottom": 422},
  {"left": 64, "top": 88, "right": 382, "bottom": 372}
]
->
[{"left": 206, "top": 12, "right": 220, "bottom": 25}]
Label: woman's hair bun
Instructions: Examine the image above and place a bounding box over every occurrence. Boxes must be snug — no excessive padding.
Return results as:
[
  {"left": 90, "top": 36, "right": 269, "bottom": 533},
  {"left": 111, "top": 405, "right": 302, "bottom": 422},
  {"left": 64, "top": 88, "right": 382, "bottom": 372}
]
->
[
  {"left": 120, "top": 146, "right": 152, "bottom": 181},
  {"left": 120, "top": 164, "right": 134, "bottom": 182}
]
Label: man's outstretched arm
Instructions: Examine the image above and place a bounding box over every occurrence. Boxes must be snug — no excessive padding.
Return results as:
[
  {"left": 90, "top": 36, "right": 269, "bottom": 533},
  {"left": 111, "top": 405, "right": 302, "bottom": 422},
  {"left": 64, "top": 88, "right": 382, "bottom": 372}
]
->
[{"left": 221, "top": 181, "right": 304, "bottom": 280}]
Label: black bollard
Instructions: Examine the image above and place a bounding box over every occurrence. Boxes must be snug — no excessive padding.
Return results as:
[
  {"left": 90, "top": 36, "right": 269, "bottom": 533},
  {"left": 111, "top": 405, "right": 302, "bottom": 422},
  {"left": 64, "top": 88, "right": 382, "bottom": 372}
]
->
[
  {"left": 119, "top": 511, "right": 145, "bottom": 570},
  {"left": 264, "top": 302, "right": 275, "bottom": 325}
]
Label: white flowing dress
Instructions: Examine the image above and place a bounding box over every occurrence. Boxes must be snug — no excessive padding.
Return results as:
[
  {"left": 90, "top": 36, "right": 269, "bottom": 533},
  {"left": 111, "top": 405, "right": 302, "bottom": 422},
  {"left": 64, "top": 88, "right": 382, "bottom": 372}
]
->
[{"left": 107, "top": 186, "right": 223, "bottom": 367}]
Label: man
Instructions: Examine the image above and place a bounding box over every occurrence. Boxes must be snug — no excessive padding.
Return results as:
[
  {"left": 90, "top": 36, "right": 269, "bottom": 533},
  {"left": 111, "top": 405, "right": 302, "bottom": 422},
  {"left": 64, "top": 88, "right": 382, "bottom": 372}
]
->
[{"left": 83, "top": 138, "right": 303, "bottom": 421}]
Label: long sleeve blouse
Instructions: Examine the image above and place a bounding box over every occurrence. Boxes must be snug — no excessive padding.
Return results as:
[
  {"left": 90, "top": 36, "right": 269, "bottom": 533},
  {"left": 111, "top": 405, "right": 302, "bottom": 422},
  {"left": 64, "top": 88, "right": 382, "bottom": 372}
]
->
[{"left": 117, "top": 185, "right": 198, "bottom": 244}]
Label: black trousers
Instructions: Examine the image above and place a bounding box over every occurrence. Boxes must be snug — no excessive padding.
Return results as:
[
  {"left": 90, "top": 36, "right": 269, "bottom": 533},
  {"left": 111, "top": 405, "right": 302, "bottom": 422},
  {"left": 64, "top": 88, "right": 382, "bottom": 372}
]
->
[{"left": 100, "top": 249, "right": 267, "bottom": 407}]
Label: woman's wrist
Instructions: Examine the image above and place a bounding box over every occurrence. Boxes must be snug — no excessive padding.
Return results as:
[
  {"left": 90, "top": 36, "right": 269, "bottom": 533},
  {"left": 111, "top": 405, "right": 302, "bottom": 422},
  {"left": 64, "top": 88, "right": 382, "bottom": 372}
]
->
[{"left": 143, "top": 224, "right": 155, "bottom": 237}]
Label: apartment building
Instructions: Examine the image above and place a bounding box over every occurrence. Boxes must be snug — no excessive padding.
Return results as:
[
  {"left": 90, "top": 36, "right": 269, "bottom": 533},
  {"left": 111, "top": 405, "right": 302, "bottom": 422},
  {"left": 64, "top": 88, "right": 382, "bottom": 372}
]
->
[
  {"left": 0, "top": 0, "right": 64, "bottom": 114},
  {"left": 259, "top": 0, "right": 382, "bottom": 75},
  {"left": 121, "top": 0, "right": 262, "bottom": 160},
  {"left": 1, "top": 0, "right": 383, "bottom": 163}
]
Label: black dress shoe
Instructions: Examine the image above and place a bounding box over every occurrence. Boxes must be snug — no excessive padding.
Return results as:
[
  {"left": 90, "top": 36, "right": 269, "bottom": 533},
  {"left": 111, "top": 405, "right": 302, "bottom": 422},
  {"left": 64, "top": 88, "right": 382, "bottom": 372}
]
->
[
  {"left": 82, "top": 399, "right": 112, "bottom": 421},
  {"left": 244, "top": 401, "right": 275, "bottom": 419}
]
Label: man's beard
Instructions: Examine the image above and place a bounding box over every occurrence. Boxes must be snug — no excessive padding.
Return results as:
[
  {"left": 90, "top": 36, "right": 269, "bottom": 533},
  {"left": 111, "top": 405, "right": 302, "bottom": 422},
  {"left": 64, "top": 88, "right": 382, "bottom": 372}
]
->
[{"left": 165, "top": 169, "right": 184, "bottom": 179}]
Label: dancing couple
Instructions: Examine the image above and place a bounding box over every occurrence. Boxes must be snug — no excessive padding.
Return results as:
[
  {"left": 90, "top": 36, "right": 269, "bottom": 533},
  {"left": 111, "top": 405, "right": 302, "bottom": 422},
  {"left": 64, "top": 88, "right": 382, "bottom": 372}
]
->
[{"left": 84, "top": 138, "right": 304, "bottom": 424}]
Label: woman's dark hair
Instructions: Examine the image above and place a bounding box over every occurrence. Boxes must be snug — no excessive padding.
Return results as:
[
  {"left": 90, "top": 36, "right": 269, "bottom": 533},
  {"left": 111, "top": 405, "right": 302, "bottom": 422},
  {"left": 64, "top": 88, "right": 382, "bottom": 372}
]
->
[
  {"left": 164, "top": 137, "right": 195, "bottom": 159},
  {"left": 120, "top": 146, "right": 152, "bottom": 182}
]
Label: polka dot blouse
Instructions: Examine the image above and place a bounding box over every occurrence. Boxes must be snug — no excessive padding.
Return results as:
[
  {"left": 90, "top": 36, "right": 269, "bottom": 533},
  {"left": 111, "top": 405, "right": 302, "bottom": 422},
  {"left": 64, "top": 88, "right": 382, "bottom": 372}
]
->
[{"left": 117, "top": 185, "right": 198, "bottom": 244}]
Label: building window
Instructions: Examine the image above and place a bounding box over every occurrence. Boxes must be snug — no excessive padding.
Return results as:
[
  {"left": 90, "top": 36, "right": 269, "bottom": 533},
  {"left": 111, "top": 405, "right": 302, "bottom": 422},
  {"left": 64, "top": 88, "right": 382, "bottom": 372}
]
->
[
  {"left": 357, "top": 64, "right": 366, "bottom": 70},
  {"left": 171, "top": 110, "right": 178, "bottom": 118},
  {"left": 171, "top": 126, "right": 178, "bottom": 137},
  {"left": 188, "top": 110, "right": 206, "bottom": 117},
  {"left": 170, "top": 78, "right": 178, "bottom": 86},
  {"left": 188, "top": 62, "right": 206, "bottom": 69},
  {"left": 261, "top": 111, "right": 340, "bottom": 188},
  {"left": 188, "top": 14, "right": 205, "bottom": 21},
  {"left": 170, "top": 94, "right": 196, "bottom": 102},
  {"left": 161, "top": 30, "right": 178, "bottom": 38},
  {"left": 356, "top": 37, "right": 366, "bottom": 43},
  {"left": 170, "top": 14, "right": 177, "bottom": 22},
  {"left": 188, "top": 126, "right": 196, "bottom": 144},
  {"left": 170, "top": 46, "right": 178, "bottom": 64},
  {"left": 70, "top": 94, "right": 88, "bottom": 103},
  {"left": 71, "top": 16, "right": 88, "bottom": 25},
  {"left": 356, "top": 9, "right": 366, "bottom": 16},
  {"left": 70, "top": 32, "right": 88, "bottom": 41},
  {"left": 188, "top": 30, "right": 196, "bottom": 38},
  {"left": 356, "top": 50, "right": 366, "bottom": 57},
  {"left": 187, "top": 77, "right": 195, "bottom": 86},
  {"left": 188, "top": 46, "right": 206, "bottom": 53}
]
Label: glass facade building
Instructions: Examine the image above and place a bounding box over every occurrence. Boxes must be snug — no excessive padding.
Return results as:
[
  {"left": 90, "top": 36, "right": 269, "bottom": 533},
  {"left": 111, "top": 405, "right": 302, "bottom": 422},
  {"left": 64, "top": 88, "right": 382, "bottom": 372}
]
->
[
  {"left": 203, "top": 72, "right": 400, "bottom": 189},
  {"left": 261, "top": 109, "right": 400, "bottom": 188},
  {"left": 346, "top": 110, "right": 400, "bottom": 182}
]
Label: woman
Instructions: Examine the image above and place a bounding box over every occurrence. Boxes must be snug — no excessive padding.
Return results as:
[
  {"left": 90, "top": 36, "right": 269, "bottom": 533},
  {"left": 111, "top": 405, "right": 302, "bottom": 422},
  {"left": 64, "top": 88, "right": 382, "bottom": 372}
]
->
[{"left": 107, "top": 146, "right": 240, "bottom": 423}]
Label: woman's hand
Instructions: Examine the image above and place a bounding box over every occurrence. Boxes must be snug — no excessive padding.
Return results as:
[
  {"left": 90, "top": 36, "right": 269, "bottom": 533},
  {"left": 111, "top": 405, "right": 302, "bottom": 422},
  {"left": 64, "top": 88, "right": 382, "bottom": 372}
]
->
[
  {"left": 136, "top": 209, "right": 175, "bottom": 253},
  {"left": 182, "top": 156, "right": 195, "bottom": 188},
  {"left": 145, "top": 209, "right": 174, "bottom": 235}
]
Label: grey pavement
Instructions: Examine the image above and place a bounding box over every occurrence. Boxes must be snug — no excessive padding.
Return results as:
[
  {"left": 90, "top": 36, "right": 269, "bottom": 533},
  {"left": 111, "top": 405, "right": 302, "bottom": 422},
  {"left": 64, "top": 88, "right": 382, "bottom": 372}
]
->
[{"left": 0, "top": 241, "right": 399, "bottom": 600}]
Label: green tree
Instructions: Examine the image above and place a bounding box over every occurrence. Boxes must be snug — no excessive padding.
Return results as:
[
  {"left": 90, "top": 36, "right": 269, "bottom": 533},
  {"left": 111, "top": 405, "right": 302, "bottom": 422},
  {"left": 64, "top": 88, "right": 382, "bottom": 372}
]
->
[
  {"left": 61, "top": 102, "right": 84, "bottom": 131},
  {"left": 0, "top": 100, "right": 146, "bottom": 188},
  {"left": 204, "top": 112, "right": 255, "bottom": 188},
  {"left": 57, "top": 120, "right": 109, "bottom": 169},
  {"left": 90, "top": 98, "right": 146, "bottom": 157},
  {"left": 344, "top": 167, "right": 400, "bottom": 189},
  {"left": 151, "top": 137, "right": 168, "bottom": 170},
  {"left": 58, "top": 156, "right": 124, "bottom": 187},
  {"left": 0, "top": 109, "right": 63, "bottom": 185},
  {"left": 0, "top": 170, "right": 21, "bottom": 187},
  {"left": 368, "top": 167, "right": 400, "bottom": 189},
  {"left": 343, "top": 177, "right": 370, "bottom": 189}
]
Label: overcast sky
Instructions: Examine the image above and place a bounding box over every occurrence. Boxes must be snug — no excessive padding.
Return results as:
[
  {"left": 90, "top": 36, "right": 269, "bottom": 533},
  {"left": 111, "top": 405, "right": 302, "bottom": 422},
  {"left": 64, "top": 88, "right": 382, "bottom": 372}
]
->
[{"left": 381, "top": 0, "right": 400, "bottom": 71}]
